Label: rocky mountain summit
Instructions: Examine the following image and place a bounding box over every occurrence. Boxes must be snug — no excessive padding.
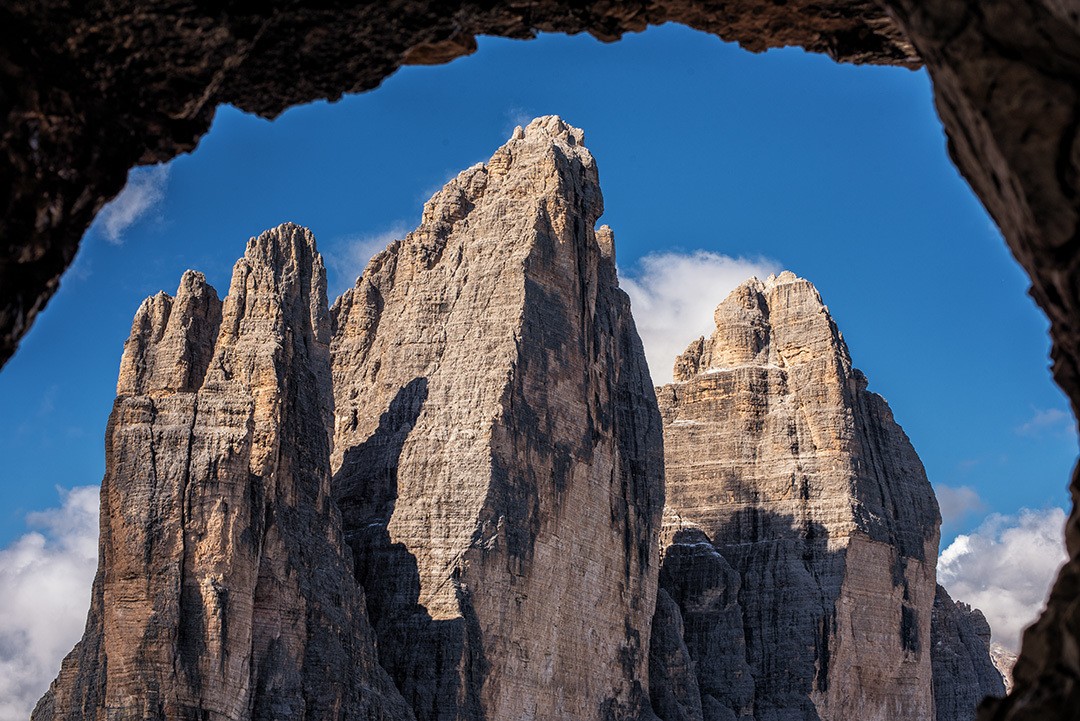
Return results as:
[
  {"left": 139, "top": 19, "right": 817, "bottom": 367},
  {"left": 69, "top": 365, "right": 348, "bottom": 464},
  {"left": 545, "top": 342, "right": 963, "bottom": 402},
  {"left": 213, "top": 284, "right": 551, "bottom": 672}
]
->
[
  {"left": 329, "top": 115, "right": 663, "bottom": 720},
  {"left": 651, "top": 272, "right": 1001, "bottom": 721},
  {"left": 34, "top": 119, "right": 1001, "bottom": 721},
  {"left": 35, "top": 117, "right": 663, "bottom": 721},
  {"left": 33, "top": 225, "right": 412, "bottom": 720}
]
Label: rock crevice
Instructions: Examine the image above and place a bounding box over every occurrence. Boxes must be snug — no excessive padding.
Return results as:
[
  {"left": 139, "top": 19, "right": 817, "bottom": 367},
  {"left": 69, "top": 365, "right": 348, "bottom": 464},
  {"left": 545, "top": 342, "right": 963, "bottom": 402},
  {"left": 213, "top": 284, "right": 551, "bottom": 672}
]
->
[
  {"left": 652, "top": 271, "right": 943, "bottom": 721},
  {"left": 330, "top": 116, "right": 664, "bottom": 721}
]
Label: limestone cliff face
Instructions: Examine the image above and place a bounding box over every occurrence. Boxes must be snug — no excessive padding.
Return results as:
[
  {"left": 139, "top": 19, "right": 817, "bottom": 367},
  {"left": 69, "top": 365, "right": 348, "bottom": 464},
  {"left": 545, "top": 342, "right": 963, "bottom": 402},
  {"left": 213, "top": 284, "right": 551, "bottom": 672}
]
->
[
  {"left": 330, "top": 116, "right": 665, "bottom": 721},
  {"left": 989, "top": 644, "right": 1016, "bottom": 694},
  {"left": 653, "top": 272, "right": 942, "bottom": 721},
  {"left": 33, "top": 224, "right": 412, "bottom": 721},
  {"left": 651, "top": 520, "right": 754, "bottom": 721},
  {"left": 931, "top": 585, "right": 1006, "bottom": 721}
]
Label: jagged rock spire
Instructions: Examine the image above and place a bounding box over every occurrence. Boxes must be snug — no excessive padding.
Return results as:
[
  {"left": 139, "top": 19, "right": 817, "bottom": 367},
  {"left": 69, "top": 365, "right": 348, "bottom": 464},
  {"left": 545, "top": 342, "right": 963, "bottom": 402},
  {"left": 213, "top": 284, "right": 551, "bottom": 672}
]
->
[
  {"left": 34, "top": 223, "right": 412, "bottom": 721},
  {"left": 330, "top": 115, "right": 664, "bottom": 721},
  {"left": 932, "top": 584, "right": 1006, "bottom": 720}
]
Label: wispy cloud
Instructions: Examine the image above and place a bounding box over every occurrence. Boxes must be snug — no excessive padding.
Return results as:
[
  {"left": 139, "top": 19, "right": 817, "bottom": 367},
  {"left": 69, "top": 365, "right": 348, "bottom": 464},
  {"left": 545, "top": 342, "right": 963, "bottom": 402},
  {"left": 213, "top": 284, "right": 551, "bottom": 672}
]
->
[
  {"left": 620, "top": 250, "right": 782, "bottom": 385},
  {"left": 938, "top": 507, "right": 1068, "bottom": 652},
  {"left": 956, "top": 458, "right": 983, "bottom": 473},
  {"left": 936, "top": 484, "right": 988, "bottom": 531},
  {"left": 94, "top": 164, "right": 170, "bottom": 245},
  {"left": 0, "top": 486, "right": 99, "bottom": 721},
  {"left": 1016, "top": 407, "right": 1075, "bottom": 438},
  {"left": 322, "top": 225, "right": 408, "bottom": 299},
  {"left": 505, "top": 106, "right": 536, "bottom": 136}
]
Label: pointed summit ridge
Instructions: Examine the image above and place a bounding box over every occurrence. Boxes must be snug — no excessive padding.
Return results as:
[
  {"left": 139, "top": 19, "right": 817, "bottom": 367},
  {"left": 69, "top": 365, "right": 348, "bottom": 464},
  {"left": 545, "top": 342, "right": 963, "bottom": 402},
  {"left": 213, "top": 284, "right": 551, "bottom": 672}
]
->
[
  {"left": 116, "top": 270, "right": 221, "bottom": 396},
  {"left": 331, "top": 118, "right": 661, "bottom": 721},
  {"left": 672, "top": 270, "right": 850, "bottom": 382},
  {"left": 413, "top": 115, "right": 602, "bottom": 244}
]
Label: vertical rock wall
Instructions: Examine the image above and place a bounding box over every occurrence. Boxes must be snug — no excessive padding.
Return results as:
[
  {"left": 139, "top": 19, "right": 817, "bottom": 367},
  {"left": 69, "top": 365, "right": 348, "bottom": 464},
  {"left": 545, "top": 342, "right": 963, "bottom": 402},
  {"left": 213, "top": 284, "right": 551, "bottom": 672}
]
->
[
  {"left": 653, "top": 272, "right": 941, "bottom": 721},
  {"left": 932, "top": 585, "right": 1006, "bottom": 721},
  {"left": 330, "top": 116, "right": 664, "bottom": 721},
  {"left": 33, "top": 224, "right": 412, "bottom": 721}
]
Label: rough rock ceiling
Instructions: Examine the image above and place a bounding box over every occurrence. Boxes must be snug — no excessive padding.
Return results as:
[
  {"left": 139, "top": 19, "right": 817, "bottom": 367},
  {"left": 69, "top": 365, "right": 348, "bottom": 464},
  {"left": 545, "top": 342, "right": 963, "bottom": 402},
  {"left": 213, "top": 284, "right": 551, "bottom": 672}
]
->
[{"left": 3, "top": 1, "right": 1079, "bottom": 717}]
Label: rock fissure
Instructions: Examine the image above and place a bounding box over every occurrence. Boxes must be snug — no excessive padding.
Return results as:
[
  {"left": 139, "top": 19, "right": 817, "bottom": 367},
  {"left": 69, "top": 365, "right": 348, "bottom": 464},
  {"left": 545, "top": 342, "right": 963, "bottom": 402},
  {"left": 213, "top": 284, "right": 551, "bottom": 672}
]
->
[
  {"left": 648, "top": 271, "right": 1005, "bottom": 721},
  {"left": 28, "top": 117, "right": 1031, "bottom": 721}
]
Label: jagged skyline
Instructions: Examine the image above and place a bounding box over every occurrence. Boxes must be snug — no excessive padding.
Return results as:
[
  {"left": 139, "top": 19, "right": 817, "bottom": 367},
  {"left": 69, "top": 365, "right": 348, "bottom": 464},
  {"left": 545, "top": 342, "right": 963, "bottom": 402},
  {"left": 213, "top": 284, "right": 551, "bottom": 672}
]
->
[{"left": 0, "top": 23, "right": 1073, "bottom": 720}]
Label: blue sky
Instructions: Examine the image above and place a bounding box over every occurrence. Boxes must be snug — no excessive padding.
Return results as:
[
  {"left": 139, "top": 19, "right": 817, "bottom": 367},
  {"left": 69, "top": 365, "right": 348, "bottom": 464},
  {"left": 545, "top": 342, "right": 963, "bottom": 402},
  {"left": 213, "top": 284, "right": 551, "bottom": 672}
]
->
[
  {"left": 0, "top": 26, "right": 1074, "bottom": 556},
  {"left": 0, "top": 27, "right": 1075, "bottom": 712}
]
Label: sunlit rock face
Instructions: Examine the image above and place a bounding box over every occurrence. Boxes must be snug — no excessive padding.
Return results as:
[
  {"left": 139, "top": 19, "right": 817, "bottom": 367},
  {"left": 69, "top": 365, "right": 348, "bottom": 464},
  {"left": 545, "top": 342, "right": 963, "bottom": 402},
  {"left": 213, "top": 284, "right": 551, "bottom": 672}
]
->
[
  {"left": 931, "top": 584, "right": 1006, "bottom": 721},
  {"left": 330, "top": 116, "right": 665, "bottom": 721},
  {"left": 988, "top": 643, "right": 1016, "bottom": 695},
  {"left": 652, "top": 272, "right": 942, "bottom": 720},
  {"left": 4, "top": 3, "right": 1080, "bottom": 713},
  {"left": 32, "top": 224, "right": 414, "bottom": 721}
]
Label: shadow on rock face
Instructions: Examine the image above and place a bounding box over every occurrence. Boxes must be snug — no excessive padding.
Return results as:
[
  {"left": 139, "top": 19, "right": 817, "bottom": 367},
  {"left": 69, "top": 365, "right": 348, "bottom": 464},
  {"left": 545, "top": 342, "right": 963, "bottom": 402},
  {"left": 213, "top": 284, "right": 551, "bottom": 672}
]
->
[
  {"left": 653, "top": 511, "right": 851, "bottom": 721},
  {"left": 333, "top": 377, "right": 489, "bottom": 721}
]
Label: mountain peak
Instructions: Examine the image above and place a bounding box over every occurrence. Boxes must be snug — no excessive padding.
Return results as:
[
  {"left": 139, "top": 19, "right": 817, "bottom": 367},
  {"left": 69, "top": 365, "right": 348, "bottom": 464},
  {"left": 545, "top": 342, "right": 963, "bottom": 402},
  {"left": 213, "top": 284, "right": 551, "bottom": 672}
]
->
[
  {"left": 409, "top": 115, "right": 603, "bottom": 262},
  {"left": 671, "top": 270, "right": 846, "bottom": 382},
  {"left": 243, "top": 221, "right": 320, "bottom": 273},
  {"left": 514, "top": 114, "right": 586, "bottom": 147},
  {"left": 656, "top": 268, "right": 942, "bottom": 720}
]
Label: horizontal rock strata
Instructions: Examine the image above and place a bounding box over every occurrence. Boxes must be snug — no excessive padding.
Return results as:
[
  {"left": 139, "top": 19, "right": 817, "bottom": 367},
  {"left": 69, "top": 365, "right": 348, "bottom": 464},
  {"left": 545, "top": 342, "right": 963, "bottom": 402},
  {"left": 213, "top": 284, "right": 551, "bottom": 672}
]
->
[{"left": 652, "top": 272, "right": 942, "bottom": 721}]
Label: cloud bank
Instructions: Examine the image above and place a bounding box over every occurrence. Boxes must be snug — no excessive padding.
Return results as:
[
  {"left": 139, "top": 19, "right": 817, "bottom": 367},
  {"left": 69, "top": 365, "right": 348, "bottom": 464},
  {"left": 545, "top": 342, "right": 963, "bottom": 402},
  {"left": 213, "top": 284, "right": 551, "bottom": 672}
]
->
[
  {"left": 621, "top": 250, "right": 782, "bottom": 385},
  {"left": 0, "top": 486, "right": 99, "bottom": 721},
  {"left": 95, "top": 164, "right": 171, "bottom": 244},
  {"left": 938, "top": 507, "right": 1068, "bottom": 652}
]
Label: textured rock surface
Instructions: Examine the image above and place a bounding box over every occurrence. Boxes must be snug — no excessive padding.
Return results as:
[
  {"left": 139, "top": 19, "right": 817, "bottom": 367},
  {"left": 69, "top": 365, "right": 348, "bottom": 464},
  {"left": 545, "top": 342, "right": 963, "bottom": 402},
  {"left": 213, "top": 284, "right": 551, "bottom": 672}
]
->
[
  {"left": 330, "top": 116, "right": 664, "bottom": 721},
  {"left": 649, "top": 587, "right": 706, "bottom": 721},
  {"left": 654, "top": 272, "right": 942, "bottom": 720},
  {"left": 989, "top": 644, "right": 1017, "bottom": 695},
  {"left": 932, "top": 585, "right": 1005, "bottom": 721},
  {"left": 5, "top": 7, "right": 1080, "bottom": 713},
  {"left": 650, "top": 521, "right": 754, "bottom": 721},
  {"left": 33, "top": 224, "right": 412, "bottom": 721}
]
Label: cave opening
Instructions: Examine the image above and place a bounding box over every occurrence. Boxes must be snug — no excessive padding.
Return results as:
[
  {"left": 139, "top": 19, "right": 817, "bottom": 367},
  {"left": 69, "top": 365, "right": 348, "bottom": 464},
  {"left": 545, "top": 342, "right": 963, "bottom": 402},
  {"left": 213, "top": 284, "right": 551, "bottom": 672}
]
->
[{"left": 1, "top": 12, "right": 1078, "bottom": 720}]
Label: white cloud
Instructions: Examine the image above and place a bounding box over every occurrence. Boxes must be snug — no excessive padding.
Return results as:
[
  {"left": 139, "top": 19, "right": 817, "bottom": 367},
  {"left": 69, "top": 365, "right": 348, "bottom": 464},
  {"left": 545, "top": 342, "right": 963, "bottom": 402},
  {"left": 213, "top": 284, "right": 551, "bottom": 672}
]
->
[
  {"left": 1016, "top": 407, "right": 1075, "bottom": 438},
  {"left": 620, "top": 250, "right": 781, "bottom": 385},
  {"left": 323, "top": 225, "right": 407, "bottom": 299},
  {"left": 936, "top": 484, "right": 988, "bottom": 529},
  {"left": 94, "top": 164, "right": 170, "bottom": 245},
  {"left": 0, "top": 486, "right": 99, "bottom": 721},
  {"left": 938, "top": 507, "right": 1068, "bottom": 652}
]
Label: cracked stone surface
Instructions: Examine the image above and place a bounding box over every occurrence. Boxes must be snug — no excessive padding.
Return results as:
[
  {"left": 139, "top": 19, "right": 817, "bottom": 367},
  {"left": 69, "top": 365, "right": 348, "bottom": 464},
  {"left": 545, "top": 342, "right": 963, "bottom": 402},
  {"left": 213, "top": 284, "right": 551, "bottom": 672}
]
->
[
  {"left": 652, "top": 272, "right": 942, "bottom": 720},
  {"left": 32, "top": 224, "right": 413, "bottom": 721},
  {"left": 329, "top": 116, "right": 664, "bottom": 721},
  {"left": 932, "top": 584, "right": 1006, "bottom": 721}
]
